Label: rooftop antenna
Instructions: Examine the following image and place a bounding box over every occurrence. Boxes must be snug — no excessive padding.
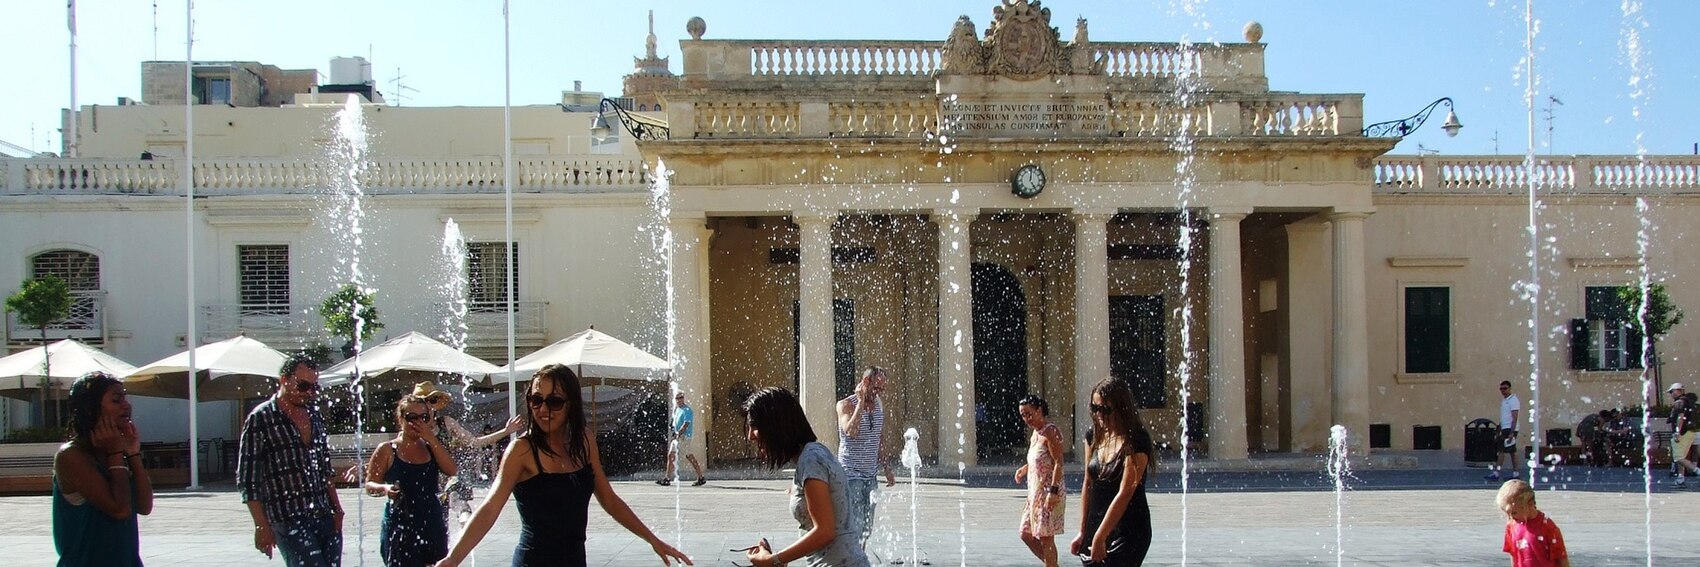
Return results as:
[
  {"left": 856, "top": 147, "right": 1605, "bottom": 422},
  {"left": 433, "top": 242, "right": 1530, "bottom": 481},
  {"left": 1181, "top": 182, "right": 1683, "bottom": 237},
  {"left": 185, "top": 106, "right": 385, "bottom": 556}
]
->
[
  {"left": 1490, "top": 130, "right": 1500, "bottom": 155},
  {"left": 153, "top": 1, "right": 159, "bottom": 60},
  {"left": 1542, "top": 95, "right": 1564, "bottom": 151},
  {"left": 1416, "top": 142, "right": 1440, "bottom": 156},
  {"left": 388, "top": 67, "right": 419, "bottom": 106}
]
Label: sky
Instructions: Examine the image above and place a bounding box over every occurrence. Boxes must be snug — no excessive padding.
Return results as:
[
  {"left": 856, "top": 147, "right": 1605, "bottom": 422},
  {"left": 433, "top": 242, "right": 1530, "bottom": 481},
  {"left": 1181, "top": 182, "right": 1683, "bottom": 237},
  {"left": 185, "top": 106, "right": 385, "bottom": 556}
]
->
[{"left": 3, "top": 0, "right": 1697, "bottom": 157}]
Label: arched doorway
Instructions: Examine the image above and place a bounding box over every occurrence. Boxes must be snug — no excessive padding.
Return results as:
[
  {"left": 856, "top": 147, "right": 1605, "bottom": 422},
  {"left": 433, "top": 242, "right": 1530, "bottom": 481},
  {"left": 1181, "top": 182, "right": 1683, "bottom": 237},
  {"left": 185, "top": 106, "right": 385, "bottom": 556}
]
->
[{"left": 972, "top": 262, "right": 1028, "bottom": 460}]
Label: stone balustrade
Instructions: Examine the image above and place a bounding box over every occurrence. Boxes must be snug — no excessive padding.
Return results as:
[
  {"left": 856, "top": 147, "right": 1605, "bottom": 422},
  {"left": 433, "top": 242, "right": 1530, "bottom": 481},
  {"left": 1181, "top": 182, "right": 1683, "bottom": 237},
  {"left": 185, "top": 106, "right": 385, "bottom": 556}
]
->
[
  {"left": 684, "top": 40, "right": 1264, "bottom": 85},
  {"left": 1373, "top": 155, "right": 1700, "bottom": 194},
  {"left": 1, "top": 156, "right": 650, "bottom": 195}
]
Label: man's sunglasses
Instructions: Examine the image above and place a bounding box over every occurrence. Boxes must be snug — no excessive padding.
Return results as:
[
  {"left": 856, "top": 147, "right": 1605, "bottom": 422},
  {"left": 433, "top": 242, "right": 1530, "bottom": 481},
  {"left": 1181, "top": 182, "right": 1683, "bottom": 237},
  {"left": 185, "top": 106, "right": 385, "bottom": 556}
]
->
[
  {"left": 292, "top": 379, "right": 320, "bottom": 392},
  {"left": 403, "top": 412, "right": 431, "bottom": 423},
  {"left": 526, "top": 394, "right": 568, "bottom": 411}
]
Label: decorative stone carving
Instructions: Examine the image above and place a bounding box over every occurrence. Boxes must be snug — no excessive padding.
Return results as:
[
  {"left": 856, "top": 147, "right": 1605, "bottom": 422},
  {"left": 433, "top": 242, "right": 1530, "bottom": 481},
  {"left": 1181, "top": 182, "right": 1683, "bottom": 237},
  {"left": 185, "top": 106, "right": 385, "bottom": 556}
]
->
[
  {"left": 941, "top": 16, "right": 986, "bottom": 75},
  {"left": 686, "top": 16, "right": 706, "bottom": 40},
  {"left": 1243, "top": 21, "right": 1264, "bottom": 44},
  {"left": 938, "top": 1, "right": 1102, "bottom": 79}
]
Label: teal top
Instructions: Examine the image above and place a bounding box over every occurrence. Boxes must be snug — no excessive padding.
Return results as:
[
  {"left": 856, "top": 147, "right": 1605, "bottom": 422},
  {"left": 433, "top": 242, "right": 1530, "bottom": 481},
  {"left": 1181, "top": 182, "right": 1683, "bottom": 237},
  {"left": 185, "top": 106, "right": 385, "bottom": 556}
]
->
[{"left": 52, "top": 459, "right": 142, "bottom": 567}]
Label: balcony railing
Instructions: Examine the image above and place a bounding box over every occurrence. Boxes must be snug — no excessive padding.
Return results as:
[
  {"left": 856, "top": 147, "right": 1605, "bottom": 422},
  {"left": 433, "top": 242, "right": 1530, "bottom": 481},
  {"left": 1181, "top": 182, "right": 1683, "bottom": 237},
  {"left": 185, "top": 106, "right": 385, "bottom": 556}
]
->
[
  {"left": 1373, "top": 155, "right": 1700, "bottom": 194},
  {"left": 200, "top": 303, "right": 316, "bottom": 344},
  {"left": 2, "top": 156, "right": 649, "bottom": 196},
  {"left": 6, "top": 291, "right": 104, "bottom": 343},
  {"left": 687, "top": 40, "right": 1261, "bottom": 84}
]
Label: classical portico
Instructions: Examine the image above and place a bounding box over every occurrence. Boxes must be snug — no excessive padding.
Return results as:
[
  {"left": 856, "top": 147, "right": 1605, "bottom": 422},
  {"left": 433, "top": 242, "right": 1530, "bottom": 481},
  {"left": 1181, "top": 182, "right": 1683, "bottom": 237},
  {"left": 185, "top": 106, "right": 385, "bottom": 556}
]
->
[{"left": 639, "top": 1, "right": 1393, "bottom": 466}]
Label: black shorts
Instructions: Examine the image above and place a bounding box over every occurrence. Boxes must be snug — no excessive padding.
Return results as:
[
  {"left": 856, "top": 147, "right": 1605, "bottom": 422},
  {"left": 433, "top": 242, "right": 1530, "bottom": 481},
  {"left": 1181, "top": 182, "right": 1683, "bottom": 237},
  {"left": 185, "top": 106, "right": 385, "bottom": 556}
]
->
[{"left": 1499, "top": 430, "right": 1518, "bottom": 454}]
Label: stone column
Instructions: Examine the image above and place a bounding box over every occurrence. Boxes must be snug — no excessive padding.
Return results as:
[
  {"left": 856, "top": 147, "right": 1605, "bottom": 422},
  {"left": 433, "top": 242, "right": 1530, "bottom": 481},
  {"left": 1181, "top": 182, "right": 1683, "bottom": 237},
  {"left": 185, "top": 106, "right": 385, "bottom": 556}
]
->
[
  {"left": 1071, "top": 209, "right": 1115, "bottom": 450},
  {"left": 1283, "top": 220, "right": 1333, "bottom": 452},
  {"left": 796, "top": 211, "right": 840, "bottom": 450},
  {"left": 668, "top": 213, "right": 714, "bottom": 464},
  {"left": 1330, "top": 210, "right": 1372, "bottom": 455},
  {"left": 1208, "top": 208, "right": 1251, "bottom": 461},
  {"left": 935, "top": 208, "right": 977, "bottom": 466}
]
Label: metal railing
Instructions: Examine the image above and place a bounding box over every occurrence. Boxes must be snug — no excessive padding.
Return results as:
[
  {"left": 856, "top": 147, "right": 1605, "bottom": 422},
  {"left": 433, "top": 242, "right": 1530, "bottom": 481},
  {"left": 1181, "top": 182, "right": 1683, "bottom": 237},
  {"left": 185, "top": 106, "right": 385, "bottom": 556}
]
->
[
  {"left": 6, "top": 291, "right": 104, "bottom": 342},
  {"left": 199, "top": 303, "right": 316, "bottom": 343}
]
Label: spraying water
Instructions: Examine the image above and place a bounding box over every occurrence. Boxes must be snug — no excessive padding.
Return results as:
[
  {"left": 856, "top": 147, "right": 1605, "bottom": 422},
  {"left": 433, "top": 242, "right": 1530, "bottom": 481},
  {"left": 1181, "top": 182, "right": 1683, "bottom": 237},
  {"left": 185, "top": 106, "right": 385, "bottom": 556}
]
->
[
  {"left": 1169, "top": 33, "right": 1204, "bottom": 567},
  {"left": 325, "top": 93, "right": 373, "bottom": 563},
  {"left": 1617, "top": 1, "right": 1657, "bottom": 563},
  {"left": 900, "top": 428, "right": 924, "bottom": 566},
  {"left": 1326, "top": 425, "right": 1351, "bottom": 567},
  {"left": 649, "top": 158, "right": 688, "bottom": 542}
]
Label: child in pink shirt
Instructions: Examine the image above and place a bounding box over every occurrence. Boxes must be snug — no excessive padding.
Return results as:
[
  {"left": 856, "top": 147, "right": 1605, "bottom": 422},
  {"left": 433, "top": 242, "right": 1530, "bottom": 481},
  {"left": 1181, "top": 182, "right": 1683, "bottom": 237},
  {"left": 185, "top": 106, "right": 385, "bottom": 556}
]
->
[{"left": 1497, "top": 479, "right": 1570, "bottom": 567}]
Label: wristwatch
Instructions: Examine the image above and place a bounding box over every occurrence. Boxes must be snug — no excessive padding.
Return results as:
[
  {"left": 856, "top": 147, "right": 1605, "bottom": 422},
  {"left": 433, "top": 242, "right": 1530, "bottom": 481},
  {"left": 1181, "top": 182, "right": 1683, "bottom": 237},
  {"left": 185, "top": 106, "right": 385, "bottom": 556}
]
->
[{"left": 1047, "top": 485, "right": 1062, "bottom": 495}]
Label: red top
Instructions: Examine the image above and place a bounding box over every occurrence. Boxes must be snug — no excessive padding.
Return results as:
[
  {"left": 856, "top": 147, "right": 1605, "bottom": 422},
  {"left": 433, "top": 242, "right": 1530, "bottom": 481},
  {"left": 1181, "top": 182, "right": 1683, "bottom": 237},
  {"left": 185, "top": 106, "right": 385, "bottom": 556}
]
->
[{"left": 1503, "top": 511, "right": 1568, "bottom": 567}]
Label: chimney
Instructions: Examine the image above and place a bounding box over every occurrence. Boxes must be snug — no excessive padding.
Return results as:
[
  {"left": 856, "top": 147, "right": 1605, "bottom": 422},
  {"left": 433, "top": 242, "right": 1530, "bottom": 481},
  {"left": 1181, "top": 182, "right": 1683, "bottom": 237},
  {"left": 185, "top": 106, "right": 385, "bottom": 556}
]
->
[{"left": 574, "top": 80, "right": 582, "bottom": 92}]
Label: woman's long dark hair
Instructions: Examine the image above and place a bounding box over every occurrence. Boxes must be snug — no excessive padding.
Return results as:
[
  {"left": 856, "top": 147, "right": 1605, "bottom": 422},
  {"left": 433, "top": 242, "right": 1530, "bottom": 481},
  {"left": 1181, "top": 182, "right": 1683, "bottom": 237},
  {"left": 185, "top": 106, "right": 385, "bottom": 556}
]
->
[
  {"left": 742, "top": 386, "right": 817, "bottom": 469},
  {"left": 66, "top": 371, "right": 122, "bottom": 444},
  {"left": 1089, "top": 378, "right": 1154, "bottom": 471},
  {"left": 523, "top": 364, "right": 589, "bottom": 466}
]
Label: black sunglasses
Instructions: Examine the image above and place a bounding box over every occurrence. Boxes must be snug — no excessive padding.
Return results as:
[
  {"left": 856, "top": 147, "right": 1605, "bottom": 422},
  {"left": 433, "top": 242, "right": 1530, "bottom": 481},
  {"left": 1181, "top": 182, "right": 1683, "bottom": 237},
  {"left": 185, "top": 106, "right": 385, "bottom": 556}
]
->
[
  {"left": 526, "top": 394, "right": 568, "bottom": 411},
  {"left": 403, "top": 411, "right": 431, "bottom": 423},
  {"left": 292, "top": 378, "right": 320, "bottom": 392},
  {"left": 1089, "top": 403, "right": 1113, "bottom": 414}
]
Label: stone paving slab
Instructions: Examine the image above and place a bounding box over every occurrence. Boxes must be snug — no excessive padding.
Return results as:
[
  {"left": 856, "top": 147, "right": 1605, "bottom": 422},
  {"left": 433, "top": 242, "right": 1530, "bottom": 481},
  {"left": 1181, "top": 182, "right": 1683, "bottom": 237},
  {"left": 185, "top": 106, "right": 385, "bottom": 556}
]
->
[{"left": 1, "top": 466, "right": 1696, "bottom": 566}]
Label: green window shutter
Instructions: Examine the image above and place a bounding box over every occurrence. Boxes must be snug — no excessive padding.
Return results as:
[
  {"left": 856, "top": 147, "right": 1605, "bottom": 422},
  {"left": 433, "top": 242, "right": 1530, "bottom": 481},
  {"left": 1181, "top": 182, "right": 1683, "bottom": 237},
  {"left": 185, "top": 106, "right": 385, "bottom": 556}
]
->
[{"left": 1569, "top": 318, "right": 1590, "bottom": 370}]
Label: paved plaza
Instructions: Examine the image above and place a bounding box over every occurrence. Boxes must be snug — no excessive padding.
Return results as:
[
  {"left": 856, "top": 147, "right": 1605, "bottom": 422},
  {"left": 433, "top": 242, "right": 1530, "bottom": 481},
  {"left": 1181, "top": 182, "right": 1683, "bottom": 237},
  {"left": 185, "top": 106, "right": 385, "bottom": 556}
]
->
[{"left": 3, "top": 459, "right": 1697, "bottom": 566}]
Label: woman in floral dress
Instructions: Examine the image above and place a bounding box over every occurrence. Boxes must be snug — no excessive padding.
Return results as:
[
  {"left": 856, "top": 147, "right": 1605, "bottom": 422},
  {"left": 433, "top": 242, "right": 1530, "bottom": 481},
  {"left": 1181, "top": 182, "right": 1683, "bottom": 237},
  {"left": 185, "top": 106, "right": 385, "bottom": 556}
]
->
[{"left": 1015, "top": 395, "right": 1065, "bottom": 567}]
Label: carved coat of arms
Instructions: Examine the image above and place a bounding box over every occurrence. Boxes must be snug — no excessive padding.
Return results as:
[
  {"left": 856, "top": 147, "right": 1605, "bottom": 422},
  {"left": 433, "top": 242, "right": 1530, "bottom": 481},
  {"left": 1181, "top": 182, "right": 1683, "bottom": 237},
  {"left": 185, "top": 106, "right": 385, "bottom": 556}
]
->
[{"left": 939, "top": 0, "right": 1102, "bottom": 79}]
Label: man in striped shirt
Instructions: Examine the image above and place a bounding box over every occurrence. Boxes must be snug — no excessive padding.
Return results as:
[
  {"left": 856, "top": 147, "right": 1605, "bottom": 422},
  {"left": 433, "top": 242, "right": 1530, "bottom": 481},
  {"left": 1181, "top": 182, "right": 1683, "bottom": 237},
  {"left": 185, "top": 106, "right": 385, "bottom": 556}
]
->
[
  {"left": 237, "top": 355, "right": 344, "bottom": 566},
  {"left": 837, "top": 366, "right": 896, "bottom": 548}
]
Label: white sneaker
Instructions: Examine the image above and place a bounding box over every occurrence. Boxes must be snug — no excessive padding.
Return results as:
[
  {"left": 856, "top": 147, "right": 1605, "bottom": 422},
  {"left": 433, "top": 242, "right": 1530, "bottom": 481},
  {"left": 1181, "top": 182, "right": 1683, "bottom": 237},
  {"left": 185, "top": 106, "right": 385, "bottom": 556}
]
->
[
  {"left": 1509, "top": 471, "right": 1520, "bottom": 479},
  {"left": 1675, "top": 476, "right": 1688, "bottom": 487}
]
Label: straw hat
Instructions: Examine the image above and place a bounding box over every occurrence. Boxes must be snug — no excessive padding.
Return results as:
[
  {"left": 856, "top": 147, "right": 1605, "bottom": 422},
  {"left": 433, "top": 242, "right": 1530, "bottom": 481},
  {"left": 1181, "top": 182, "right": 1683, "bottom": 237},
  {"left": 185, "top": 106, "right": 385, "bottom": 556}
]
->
[{"left": 412, "top": 382, "right": 454, "bottom": 410}]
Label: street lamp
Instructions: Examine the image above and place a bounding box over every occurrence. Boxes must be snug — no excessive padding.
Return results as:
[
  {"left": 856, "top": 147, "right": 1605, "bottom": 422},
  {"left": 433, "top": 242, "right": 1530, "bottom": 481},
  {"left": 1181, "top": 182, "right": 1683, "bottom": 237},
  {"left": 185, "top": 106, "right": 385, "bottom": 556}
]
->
[
  {"left": 1363, "top": 97, "right": 1462, "bottom": 138},
  {"left": 591, "top": 98, "right": 669, "bottom": 141}
]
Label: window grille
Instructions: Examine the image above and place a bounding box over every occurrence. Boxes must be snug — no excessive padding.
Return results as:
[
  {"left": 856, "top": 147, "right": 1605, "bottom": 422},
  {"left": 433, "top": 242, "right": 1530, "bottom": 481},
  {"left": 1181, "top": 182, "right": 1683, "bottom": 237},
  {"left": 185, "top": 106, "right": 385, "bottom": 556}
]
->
[
  {"left": 238, "top": 245, "right": 291, "bottom": 315},
  {"left": 467, "top": 242, "right": 519, "bottom": 312}
]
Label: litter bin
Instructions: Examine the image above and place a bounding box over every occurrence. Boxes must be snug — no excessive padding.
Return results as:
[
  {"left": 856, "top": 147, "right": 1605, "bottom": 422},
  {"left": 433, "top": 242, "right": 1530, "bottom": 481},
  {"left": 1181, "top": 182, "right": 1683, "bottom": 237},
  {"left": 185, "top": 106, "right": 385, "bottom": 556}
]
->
[{"left": 1465, "top": 418, "right": 1499, "bottom": 463}]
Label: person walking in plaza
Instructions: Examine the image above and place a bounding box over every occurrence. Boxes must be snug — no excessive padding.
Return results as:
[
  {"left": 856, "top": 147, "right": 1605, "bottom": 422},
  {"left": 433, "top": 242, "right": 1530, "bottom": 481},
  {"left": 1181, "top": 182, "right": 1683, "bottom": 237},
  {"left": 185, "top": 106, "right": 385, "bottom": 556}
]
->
[
  {"left": 742, "top": 386, "right": 871, "bottom": 567},
  {"left": 411, "top": 383, "right": 525, "bottom": 522},
  {"left": 1667, "top": 383, "right": 1699, "bottom": 486},
  {"left": 835, "top": 366, "right": 896, "bottom": 548},
  {"left": 434, "top": 364, "right": 690, "bottom": 567},
  {"left": 1071, "top": 378, "right": 1154, "bottom": 566},
  {"left": 659, "top": 391, "right": 706, "bottom": 486},
  {"left": 238, "top": 354, "right": 345, "bottom": 566},
  {"left": 1487, "top": 380, "right": 1522, "bottom": 481},
  {"left": 52, "top": 371, "right": 153, "bottom": 567},
  {"left": 1014, "top": 395, "right": 1065, "bottom": 567},
  {"left": 365, "top": 395, "right": 458, "bottom": 566},
  {"left": 1497, "top": 479, "right": 1571, "bottom": 567}
]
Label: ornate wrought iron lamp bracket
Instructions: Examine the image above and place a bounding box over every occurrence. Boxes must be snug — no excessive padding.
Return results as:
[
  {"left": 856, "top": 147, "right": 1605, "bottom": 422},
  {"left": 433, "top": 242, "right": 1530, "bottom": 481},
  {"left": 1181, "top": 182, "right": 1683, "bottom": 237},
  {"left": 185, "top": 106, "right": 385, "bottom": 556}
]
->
[
  {"left": 594, "top": 98, "right": 670, "bottom": 141},
  {"left": 1362, "top": 97, "right": 1462, "bottom": 138}
]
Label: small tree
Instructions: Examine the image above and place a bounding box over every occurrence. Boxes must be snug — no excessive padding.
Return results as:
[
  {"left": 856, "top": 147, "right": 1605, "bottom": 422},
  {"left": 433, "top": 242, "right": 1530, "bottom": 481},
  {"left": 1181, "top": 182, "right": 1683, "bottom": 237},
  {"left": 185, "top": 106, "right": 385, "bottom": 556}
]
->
[
  {"left": 4, "top": 276, "right": 73, "bottom": 427},
  {"left": 1619, "top": 283, "right": 1685, "bottom": 395},
  {"left": 320, "top": 283, "right": 384, "bottom": 358}
]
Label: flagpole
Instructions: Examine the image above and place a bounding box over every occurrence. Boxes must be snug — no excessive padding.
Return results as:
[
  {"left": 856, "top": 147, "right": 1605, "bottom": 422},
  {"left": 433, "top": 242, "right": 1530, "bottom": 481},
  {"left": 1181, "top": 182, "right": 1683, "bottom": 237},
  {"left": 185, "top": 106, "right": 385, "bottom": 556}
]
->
[
  {"left": 184, "top": 0, "right": 201, "bottom": 491},
  {"left": 67, "top": 0, "right": 78, "bottom": 158}
]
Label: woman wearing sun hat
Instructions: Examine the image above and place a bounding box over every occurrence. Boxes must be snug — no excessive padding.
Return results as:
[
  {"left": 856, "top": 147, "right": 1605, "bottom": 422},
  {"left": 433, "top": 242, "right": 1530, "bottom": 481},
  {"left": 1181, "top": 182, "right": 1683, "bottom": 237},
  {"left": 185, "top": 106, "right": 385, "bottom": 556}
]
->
[{"left": 410, "top": 382, "right": 526, "bottom": 522}]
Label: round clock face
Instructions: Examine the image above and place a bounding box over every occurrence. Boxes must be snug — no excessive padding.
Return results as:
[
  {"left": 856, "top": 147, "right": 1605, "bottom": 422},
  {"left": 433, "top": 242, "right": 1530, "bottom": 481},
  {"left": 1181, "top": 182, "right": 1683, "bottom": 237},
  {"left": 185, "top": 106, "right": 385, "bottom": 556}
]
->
[{"left": 1012, "top": 164, "right": 1046, "bottom": 198}]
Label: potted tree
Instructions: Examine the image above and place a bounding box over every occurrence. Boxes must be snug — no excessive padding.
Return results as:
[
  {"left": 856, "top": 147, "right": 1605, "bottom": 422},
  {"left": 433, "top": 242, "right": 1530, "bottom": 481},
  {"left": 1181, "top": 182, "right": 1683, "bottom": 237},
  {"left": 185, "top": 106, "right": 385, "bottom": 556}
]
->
[
  {"left": 4, "top": 276, "right": 73, "bottom": 428},
  {"left": 1618, "top": 283, "right": 1685, "bottom": 397},
  {"left": 320, "top": 283, "right": 384, "bottom": 360}
]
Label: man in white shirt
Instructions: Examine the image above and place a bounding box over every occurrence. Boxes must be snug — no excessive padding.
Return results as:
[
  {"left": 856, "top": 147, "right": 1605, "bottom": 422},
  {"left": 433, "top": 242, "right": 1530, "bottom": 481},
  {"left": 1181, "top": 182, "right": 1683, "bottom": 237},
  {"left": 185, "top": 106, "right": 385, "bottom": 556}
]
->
[{"left": 1487, "top": 380, "right": 1522, "bottom": 480}]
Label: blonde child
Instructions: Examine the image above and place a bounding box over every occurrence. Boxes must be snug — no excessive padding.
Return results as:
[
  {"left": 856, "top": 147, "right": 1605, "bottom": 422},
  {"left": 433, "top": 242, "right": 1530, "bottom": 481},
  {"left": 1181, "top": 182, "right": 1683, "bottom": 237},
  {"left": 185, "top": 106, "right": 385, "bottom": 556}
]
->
[{"left": 1497, "top": 480, "right": 1570, "bottom": 567}]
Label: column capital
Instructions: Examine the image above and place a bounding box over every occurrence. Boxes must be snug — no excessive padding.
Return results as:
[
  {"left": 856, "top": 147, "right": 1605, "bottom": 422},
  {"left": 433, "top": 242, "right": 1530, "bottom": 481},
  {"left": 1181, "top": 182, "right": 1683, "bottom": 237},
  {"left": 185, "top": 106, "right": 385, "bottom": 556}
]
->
[
  {"left": 1070, "top": 208, "right": 1118, "bottom": 225},
  {"left": 668, "top": 211, "right": 708, "bottom": 225},
  {"left": 1328, "top": 208, "right": 1374, "bottom": 222},
  {"left": 792, "top": 210, "right": 839, "bottom": 227},
  {"left": 1208, "top": 206, "right": 1253, "bottom": 221},
  {"left": 932, "top": 207, "right": 979, "bottom": 225},
  {"left": 1282, "top": 220, "right": 1330, "bottom": 236}
]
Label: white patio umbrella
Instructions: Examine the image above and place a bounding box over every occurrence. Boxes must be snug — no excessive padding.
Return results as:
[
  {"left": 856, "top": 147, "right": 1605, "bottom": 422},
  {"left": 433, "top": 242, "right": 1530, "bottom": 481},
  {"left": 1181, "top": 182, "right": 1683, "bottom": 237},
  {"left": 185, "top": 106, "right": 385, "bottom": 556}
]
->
[
  {"left": 0, "top": 339, "right": 138, "bottom": 400},
  {"left": 490, "top": 328, "right": 670, "bottom": 387},
  {"left": 318, "top": 331, "right": 501, "bottom": 391},
  {"left": 122, "top": 335, "right": 289, "bottom": 401}
]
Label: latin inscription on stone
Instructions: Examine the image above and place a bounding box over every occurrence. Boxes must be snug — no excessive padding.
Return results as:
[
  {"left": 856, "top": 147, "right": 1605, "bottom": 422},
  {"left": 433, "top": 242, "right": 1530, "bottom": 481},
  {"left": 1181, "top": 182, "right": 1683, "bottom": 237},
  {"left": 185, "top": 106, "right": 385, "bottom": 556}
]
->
[{"left": 941, "top": 101, "right": 1108, "bottom": 136}]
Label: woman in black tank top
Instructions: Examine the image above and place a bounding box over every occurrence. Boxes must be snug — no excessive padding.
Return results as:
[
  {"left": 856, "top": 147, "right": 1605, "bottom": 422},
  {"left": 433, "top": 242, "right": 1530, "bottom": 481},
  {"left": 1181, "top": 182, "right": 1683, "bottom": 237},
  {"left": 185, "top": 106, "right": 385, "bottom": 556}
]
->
[
  {"left": 434, "top": 365, "right": 693, "bottom": 567},
  {"left": 1071, "top": 378, "right": 1155, "bottom": 566}
]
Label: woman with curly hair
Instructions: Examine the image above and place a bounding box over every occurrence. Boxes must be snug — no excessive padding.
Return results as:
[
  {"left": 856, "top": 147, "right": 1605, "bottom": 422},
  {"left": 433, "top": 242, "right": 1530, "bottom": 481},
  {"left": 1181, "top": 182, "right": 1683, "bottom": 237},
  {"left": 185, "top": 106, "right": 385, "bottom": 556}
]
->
[
  {"left": 52, "top": 371, "right": 153, "bottom": 566},
  {"left": 365, "top": 395, "right": 458, "bottom": 566}
]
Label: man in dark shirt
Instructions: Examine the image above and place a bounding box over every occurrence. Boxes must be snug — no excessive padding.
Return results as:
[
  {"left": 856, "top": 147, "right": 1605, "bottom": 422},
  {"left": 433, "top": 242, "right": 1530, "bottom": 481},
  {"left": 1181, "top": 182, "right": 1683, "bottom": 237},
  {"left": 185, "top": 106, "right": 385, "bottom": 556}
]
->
[{"left": 237, "top": 355, "right": 343, "bottom": 566}]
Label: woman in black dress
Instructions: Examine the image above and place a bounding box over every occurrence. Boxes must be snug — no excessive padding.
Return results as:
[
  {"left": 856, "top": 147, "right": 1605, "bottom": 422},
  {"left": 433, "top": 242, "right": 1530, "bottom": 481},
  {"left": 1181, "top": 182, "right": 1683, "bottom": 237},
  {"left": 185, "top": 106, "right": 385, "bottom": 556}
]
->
[
  {"left": 1070, "top": 378, "right": 1154, "bottom": 566},
  {"left": 365, "top": 395, "right": 457, "bottom": 566},
  {"left": 434, "top": 364, "right": 691, "bottom": 567}
]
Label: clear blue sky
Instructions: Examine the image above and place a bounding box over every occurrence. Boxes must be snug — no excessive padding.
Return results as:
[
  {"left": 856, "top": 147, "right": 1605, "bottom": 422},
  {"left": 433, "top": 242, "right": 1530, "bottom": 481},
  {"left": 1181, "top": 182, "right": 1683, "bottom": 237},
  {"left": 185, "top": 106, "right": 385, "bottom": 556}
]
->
[{"left": 4, "top": 0, "right": 1696, "bottom": 157}]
